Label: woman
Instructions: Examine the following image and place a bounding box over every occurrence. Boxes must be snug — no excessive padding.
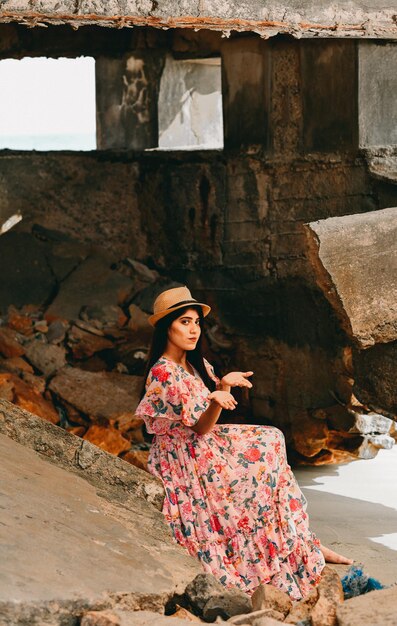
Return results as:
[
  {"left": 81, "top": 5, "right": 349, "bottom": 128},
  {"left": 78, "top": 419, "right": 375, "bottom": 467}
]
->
[{"left": 135, "top": 286, "right": 352, "bottom": 600}]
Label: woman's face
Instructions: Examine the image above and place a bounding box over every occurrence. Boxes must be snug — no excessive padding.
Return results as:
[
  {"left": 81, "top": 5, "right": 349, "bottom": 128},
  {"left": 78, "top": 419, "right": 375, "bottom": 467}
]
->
[{"left": 167, "top": 308, "right": 201, "bottom": 352}]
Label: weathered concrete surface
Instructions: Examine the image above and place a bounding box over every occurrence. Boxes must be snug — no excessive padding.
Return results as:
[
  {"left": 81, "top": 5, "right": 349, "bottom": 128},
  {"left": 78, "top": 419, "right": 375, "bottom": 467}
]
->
[
  {"left": 0, "top": 142, "right": 378, "bottom": 452},
  {"left": 301, "top": 40, "right": 358, "bottom": 152},
  {"left": 49, "top": 367, "right": 143, "bottom": 420},
  {"left": 96, "top": 53, "right": 165, "bottom": 151},
  {"left": 0, "top": 402, "right": 203, "bottom": 625},
  {"left": 0, "top": 1, "right": 396, "bottom": 39},
  {"left": 45, "top": 253, "right": 136, "bottom": 321},
  {"left": 359, "top": 43, "right": 397, "bottom": 148},
  {"left": 0, "top": 231, "right": 57, "bottom": 313},
  {"left": 221, "top": 38, "right": 271, "bottom": 150},
  {"left": 0, "top": 32, "right": 393, "bottom": 456},
  {"left": 304, "top": 206, "right": 397, "bottom": 348},
  {"left": 353, "top": 341, "right": 397, "bottom": 416},
  {"left": 0, "top": 399, "right": 164, "bottom": 510}
]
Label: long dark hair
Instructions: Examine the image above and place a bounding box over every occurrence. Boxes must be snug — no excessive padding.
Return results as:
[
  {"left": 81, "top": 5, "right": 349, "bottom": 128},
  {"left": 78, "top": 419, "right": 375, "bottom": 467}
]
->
[{"left": 138, "top": 304, "right": 217, "bottom": 401}]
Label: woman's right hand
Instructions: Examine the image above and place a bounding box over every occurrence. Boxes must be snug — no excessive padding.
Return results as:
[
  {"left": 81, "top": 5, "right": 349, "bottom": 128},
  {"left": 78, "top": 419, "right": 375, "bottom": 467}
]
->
[{"left": 208, "top": 390, "right": 238, "bottom": 410}]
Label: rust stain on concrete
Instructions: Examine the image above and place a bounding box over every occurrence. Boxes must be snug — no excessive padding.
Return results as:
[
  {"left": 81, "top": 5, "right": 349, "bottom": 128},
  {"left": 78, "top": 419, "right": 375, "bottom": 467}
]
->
[{"left": 0, "top": 10, "right": 396, "bottom": 38}]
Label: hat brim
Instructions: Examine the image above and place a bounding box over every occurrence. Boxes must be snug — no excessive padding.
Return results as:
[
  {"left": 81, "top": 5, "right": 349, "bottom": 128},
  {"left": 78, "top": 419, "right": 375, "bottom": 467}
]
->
[{"left": 148, "top": 302, "right": 211, "bottom": 327}]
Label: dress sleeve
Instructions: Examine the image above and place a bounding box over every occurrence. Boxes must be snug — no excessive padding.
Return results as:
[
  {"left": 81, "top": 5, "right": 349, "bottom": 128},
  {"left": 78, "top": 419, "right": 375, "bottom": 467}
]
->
[
  {"left": 135, "top": 361, "right": 207, "bottom": 434},
  {"left": 203, "top": 357, "right": 221, "bottom": 388}
]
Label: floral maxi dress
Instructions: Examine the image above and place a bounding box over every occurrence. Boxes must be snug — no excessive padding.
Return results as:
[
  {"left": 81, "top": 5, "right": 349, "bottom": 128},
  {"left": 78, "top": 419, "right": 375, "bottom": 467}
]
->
[{"left": 135, "top": 356, "right": 325, "bottom": 600}]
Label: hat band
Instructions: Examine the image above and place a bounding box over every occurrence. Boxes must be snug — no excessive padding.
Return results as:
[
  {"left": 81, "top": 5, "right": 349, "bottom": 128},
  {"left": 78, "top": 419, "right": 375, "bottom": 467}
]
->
[{"left": 165, "top": 299, "right": 198, "bottom": 310}]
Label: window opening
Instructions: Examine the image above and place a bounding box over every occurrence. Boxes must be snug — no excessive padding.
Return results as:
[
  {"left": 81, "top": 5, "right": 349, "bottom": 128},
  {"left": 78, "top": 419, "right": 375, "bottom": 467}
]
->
[
  {"left": 157, "top": 55, "right": 223, "bottom": 150},
  {"left": 0, "top": 56, "right": 96, "bottom": 151}
]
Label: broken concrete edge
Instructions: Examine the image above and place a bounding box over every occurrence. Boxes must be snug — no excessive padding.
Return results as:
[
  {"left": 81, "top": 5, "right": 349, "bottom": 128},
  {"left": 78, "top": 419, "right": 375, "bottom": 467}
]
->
[
  {"left": 367, "top": 157, "right": 397, "bottom": 185},
  {"left": 0, "top": 10, "right": 397, "bottom": 39},
  {"left": 304, "top": 207, "right": 397, "bottom": 349},
  {"left": 0, "top": 398, "right": 165, "bottom": 512},
  {"left": 302, "top": 223, "right": 355, "bottom": 344}
]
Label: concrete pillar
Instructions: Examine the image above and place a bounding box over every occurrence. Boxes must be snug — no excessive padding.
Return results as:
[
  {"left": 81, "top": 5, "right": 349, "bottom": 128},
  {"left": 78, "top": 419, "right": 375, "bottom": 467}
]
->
[
  {"left": 221, "top": 37, "right": 271, "bottom": 150},
  {"left": 96, "top": 52, "right": 165, "bottom": 150},
  {"left": 300, "top": 40, "right": 358, "bottom": 152},
  {"left": 358, "top": 42, "right": 397, "bottom": 147}
]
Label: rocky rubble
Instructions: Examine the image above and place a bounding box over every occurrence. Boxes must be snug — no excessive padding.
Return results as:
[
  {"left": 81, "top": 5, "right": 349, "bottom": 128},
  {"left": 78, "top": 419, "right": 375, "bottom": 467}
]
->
[
  {"left": 1, "top": 398, "right": 395, "bottom": 625},
  {"left": 0, "top": 224, "right": 395, "bottom": 469},
  {"left": 77, "top": 570, "right": 397, "bottom": 626}
]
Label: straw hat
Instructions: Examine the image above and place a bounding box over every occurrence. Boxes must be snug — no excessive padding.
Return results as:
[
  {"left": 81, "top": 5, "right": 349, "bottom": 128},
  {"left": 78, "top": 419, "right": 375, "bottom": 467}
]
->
[{"left": 148, "top": 286, "right": 211, "bottom": 327}]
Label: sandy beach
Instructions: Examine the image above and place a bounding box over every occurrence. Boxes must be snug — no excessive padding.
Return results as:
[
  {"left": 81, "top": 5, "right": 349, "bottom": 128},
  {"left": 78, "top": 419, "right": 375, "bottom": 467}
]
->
[{"left": 295, "top": 445, "right": 397, "bottom": 586}]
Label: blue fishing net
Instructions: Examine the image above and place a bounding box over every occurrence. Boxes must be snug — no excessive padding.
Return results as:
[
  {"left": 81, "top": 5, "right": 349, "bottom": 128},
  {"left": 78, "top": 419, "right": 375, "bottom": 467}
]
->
[{"left": 341, "top": 564, "right": 387, "bottom": 599}]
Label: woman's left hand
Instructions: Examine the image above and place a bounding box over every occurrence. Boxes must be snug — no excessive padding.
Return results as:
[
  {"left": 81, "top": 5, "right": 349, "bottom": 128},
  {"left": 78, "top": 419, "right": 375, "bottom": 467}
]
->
[{"left": 220, "top": 371, "right": 253, "bottom": 389}]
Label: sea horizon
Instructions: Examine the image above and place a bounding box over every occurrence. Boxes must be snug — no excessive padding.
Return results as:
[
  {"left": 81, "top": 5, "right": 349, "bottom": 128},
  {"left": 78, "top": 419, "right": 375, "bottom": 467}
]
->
[{"left": 0, "top": 133, "right": 96, "bottom": 151}]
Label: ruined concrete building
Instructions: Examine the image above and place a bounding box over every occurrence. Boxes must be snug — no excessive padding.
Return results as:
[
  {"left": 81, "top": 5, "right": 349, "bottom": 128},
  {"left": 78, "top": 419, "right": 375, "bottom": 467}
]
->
[{"left": 0, "top": 2, "right": 396, "bottom": 464}]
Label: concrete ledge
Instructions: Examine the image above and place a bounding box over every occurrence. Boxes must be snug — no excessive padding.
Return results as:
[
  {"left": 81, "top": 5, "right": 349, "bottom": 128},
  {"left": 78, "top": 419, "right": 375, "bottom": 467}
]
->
[
  {"left": 0, "top": 2, "right": 396, "bottom": 39},
  {"left": 0, "top": 400, "right": 203, "bottom": 625},
  {"left": 0, "top": 398, "right": 165, "bottom": 511}
]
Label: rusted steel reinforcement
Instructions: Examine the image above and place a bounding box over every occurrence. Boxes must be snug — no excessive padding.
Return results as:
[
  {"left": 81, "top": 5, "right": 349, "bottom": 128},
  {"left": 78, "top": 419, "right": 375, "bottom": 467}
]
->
[{"left": 0, "top": 10, "right": 396, "bottom": 38}]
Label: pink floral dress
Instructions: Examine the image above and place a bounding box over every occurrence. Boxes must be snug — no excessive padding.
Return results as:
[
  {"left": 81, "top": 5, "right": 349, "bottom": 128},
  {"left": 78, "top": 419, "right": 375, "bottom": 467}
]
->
[{"left": 135, "top": 355, "right": 325, "bottom": 600}]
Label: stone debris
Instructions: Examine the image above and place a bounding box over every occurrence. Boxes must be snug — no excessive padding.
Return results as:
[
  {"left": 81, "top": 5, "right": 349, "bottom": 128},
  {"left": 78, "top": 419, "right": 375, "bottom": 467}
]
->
[
  {"left": 0, "top": 326, "right": 25, "bottom": 358},
  {"left": 309, "top": 566, "right": 344, "bottom": 626},
  {"left": 24, "top": 340, "right": 67, "bottom": 377},
  {"left": 227, "top": 608, "right": 285, "bottom": 624},
  {"left": 226, "top": 567, "right": 346, "bottom": 626},
  {"left": 202, "top": 590, "right": 253, "bottom": 622},
  {"left": 45, "top": 252, "right": 136, "bottom": 322},
  {"left": 81, "top": 609, "right": 202, "bottom": 625},
  {"left": 336, "top": 584, "right": 397, "bottom": 625},
  {"left": 177, "top": 573, "right": 252, "bottom": 622},
  {"left": 1, "top": 399, "right": 396, "bottom": 625},
  {"left": 0, "top": 225, "right": 394, "bottom": 469},
  {"left": 251, "top": 584, "right": 292, "bottom": 617},
  {"left": 49, "top": 367, "right": 143, "bottom": 420},
  {"left": 351, "top": 412, "right": 394, "bottom": 435}
]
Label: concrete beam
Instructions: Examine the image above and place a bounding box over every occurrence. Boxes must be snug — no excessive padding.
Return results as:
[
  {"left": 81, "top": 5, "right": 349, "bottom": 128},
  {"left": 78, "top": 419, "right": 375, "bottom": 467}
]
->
[
  {"left": 221, "top": 37, "right": 271, "bottom": 150},
  {"left": 96, "top": 52, "right": 165, "bottom": 150},
  {"left": 303, "top": 206, "right": 397, "bottom": 348},
  {"left": 301, "top": 40, "right": 358, "bottom": 152},
  {"left": 0, "top": 2, "right": 396, "bottom": 39}
]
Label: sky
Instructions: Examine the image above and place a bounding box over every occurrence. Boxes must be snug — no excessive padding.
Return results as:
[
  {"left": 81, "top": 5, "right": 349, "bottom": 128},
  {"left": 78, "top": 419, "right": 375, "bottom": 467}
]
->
[{"left": 0, "top": 56, "right": 96, "bottom": 139}]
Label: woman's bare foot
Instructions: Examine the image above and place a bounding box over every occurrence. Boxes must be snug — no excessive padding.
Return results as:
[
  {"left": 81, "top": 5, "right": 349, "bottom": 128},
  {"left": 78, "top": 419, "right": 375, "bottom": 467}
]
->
[{"left": 319, "top": 543, "right": 354, "bottom": 565}]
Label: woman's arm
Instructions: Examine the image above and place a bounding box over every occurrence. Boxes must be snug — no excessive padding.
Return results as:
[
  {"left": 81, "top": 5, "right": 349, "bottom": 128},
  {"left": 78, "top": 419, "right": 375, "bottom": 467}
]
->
[{"left": 190, "top": 391, "right": 237, "bottom": 435}]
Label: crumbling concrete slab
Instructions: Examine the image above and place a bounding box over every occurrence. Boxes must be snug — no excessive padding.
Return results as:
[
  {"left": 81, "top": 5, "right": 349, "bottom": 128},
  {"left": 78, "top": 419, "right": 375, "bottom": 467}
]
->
[
  {"left": 49, "top": 367, "right": 142, "bottom": 420},
  {"left": 0, "top": 400, "right": 202, "bottom": 626},
  {"left": 0, "top": 1, "right": 396, "bottom": 39},
  {"left": 304, "top": 206, "right": 397, "bottom": 348},
  {"left": 353, "top": 341, "right": 397, "bottom": 416},
  {"left": 45, "top": 253, "right": 135, "bottom": 322}
]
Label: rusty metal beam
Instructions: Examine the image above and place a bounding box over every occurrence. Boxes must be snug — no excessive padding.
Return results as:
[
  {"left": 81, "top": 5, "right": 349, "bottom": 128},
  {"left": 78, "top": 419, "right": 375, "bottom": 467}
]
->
[{"left": 0, "top": 9, "right": 396, "bottom": 39}]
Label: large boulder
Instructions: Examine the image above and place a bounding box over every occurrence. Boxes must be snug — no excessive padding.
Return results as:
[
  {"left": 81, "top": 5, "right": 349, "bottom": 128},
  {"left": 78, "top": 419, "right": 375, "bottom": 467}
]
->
[
  {"left": 0, "top": 399, "right": 202, "bottom": 626},
  {"left": 304, "top": 206, "right": 397, "bottom": 349}
]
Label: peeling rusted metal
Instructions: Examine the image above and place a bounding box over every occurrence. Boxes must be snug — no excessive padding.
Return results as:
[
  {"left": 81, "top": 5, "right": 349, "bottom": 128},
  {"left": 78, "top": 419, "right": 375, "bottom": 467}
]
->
[{"left": 0, "top": 10, "right": 396, "bottom": 38}]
